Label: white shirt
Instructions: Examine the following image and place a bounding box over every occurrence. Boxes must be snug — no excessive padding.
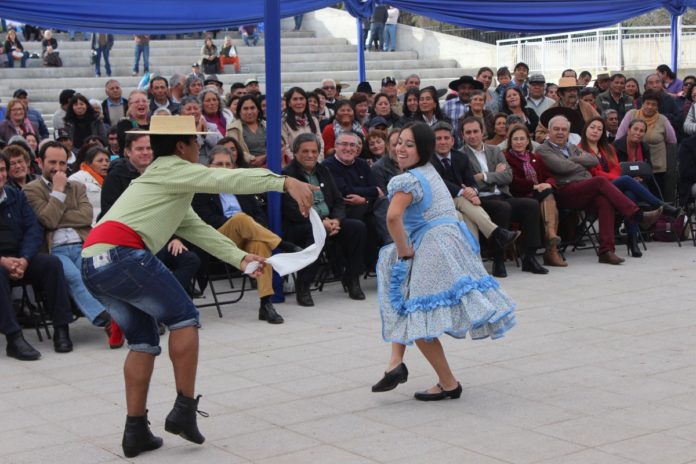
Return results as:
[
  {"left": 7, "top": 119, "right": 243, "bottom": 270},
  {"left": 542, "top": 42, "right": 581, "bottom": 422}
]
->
[{"left": 468, "top": 145, "right": 500, "bottom": 197}]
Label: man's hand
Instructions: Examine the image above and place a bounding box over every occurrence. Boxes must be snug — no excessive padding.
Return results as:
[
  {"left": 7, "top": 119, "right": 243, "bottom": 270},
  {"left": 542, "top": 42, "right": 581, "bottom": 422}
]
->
[
  {"left": 1, "top": 257, "right": 27, "bottom": 280},
  {"left": 240, "top": 254, "right": 266, "bottom": 278},
  {"left": 461, "top": 187, "right": 481, "bottom": 206},
  {"left": 167, "top": 239, "right": 188, "bottom": 256},
  {"left": 344, "top": 194, "right": 367, "bottom": 205},
  {"left": 52, "top": 171, "right": 68, "bottom": 193},
  {"left": 474, "top": 172, "right": 484, "bottom": 182},
  {"left": 322, "top": 218, "right": 340, "bottom": 236},
  {"left": 285, "top": 177, "right": 318, "bottom": 217},
  {"left": 495, "top": 163, "right": 507, "bottom": 173}
]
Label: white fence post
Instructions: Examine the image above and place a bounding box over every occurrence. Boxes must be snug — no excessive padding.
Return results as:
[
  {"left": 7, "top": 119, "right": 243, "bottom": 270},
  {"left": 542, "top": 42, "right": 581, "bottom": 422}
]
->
[{"left": 541, "top": 37, "right": 546, "bottom": 75}]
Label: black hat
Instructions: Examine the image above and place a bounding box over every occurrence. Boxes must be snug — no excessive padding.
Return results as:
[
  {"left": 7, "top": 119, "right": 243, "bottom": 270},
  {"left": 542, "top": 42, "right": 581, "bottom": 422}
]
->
[
  {"left": 367, "top": 116, "right": 389, "bottom": 128},
  {"left": 13, "top": 88, "right": 28, "bottom": 98},
  {"left": 204, "top": 74, "right": 223, "bottom": 87},
  {"left": 539, "top": 106, "right": 585, "bottom": 131},
  {"left": 356, "top": 81, "right": 374, "bottom": 94},
  {"left": 191, "top": 62, "right": 200, "bottom": 68},
  {"left": 448, "top": 76, "right": 483, "bottom": 91}
]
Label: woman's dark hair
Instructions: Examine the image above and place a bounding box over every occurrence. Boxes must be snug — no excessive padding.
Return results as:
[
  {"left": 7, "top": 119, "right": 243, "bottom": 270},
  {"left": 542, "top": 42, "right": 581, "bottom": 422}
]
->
[
  {"left": 477, "top": 66, "right": 493, "bottom": 77},
  {"left": 417, "top": 86, "right": 445, "bottom": 121},
  {"left": 235, "top": 94, "right": 263, "bottom": 121},
  {"left": 401, "top": 88, "right": 420, "bottom": 118},
  {"left": 628, "top": 118, "right": 648, "bottom": 132},
  {"left": 399, "top": 122, "right": 434, "bottom": 168},
  {"left": 184, "top": 75, "right": 203, "bottom": 96},
  {"left": 216, "top": 136, "right": 249, "bottom": 168},
  {"left": 657, "top": 64, "right": 676, "bottom": 80},
  {"left": 283, "top": 87, "right": 317, "bottom": 133},
  {"left": 83, "top": 135, "right": 104, "bottom": 147},
  {"left": 579, "top": 116, "right": 617, "bottom": 166},
  {"left": 64, "top": 93, "right": 96, "bottom": 123},
  {"left": 149, "top": 134, "right": 197, "bottom": 159},
  {"left": 330, "top": 100, "right": 355, "bottom": 125},
  {"left": 313, "top": 87, "right": 327, "bottom": 99},
  {"left": 641, "top": 89, "right": 661, "bottom": 105},
  {"left": 73, "top": 141, "right": 101, "bottom": 168},
  {"left": 625, "top": 78, "right": 641, "bottom": 98},
  {"left": 349, "top": 92, "right": 369, "bottom": 109},
  {"left": 486, "top": 112, "right": 509, "bottom": 140},
  {"left": 371, "top": 92, "right": 397, "bottom": 121},
  {"left": 505, "top": 123, "right": 532, "bottom": 153},
  {"left": 83, "top": 145, "right": 110, "bottom": 165},
  {"left": 501, "top": 86, "right": 527, "bottom": 113}
]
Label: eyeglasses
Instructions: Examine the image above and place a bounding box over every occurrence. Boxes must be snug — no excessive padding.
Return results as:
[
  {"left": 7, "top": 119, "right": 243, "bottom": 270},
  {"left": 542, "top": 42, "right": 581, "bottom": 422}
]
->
[{"left": 336, "top": 142, "right": 358, "bottom": 148}]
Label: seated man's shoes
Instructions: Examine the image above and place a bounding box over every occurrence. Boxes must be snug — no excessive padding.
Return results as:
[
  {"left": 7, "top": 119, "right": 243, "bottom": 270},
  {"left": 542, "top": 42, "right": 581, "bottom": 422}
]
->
[
  {"left": 53, "top": 325, "right": 73, "bottom": 353},
  {"left": 491, "top": 260, "right": 507, "bottom": 278},
  {"left": 414, "top": 382, "right": 462, "bottom": 401},
  {"left": 372, "top": 363, "right": 408, "bottom": 392},
  {"left": 491, "top": 227, "right": 521, "bottom": 250},
  {"left": 258, "top": 301, "right": 284, "bottom": 324},
  {"left": 122, "top": 411, "right": 163, "bottom": 458},
  {"left": 165, "top": 392, "right": 207, "bottom": 444},
  {"left": 342, "top": 276, "right": 365, "bottom": 300},
  {"left": 639, "top": 206, "right": 663, "bottom": 229},
  {"left": 598, "top": 251, "right": 625, "bottom": 265},
  {"left": 521, "top": 255, "right": 549, "bottom": 274},
  {"left": 6, "top": 331, "right": 41, "bottom": 361},
  {"left": 295, "top": 281, "right": 314, "bottom": 307}
]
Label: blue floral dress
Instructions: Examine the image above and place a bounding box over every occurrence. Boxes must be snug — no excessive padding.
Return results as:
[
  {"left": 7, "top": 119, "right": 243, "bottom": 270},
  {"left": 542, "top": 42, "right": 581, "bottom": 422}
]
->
[{"left": 377, "top": 163, "right": 516, "bottom": 345}]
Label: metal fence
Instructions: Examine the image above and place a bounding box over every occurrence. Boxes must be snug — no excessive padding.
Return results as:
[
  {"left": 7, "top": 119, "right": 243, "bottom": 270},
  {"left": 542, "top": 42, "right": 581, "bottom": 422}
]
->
[{"left": 496, "top": 25, "right": 696, "bottom": 77}]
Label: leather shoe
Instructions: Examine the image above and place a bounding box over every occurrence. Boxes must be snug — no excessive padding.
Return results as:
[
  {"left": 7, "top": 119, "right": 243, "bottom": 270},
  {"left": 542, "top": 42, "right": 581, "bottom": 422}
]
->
[
  {"left": 598, "top": 251, "right": 625, "bottom": 265},
  {"left": 639, "top": 206, "right": 663, "bottom": 229},
  {"left": 53, "top": 325, "right": 73, "bottom": 353},
  {"left": 491, "top": 260, "right": 507, "bottom": 278},
  {"left": 258, "top": 301, "right": 284, "bottom": 324},
  {"left": 6, "top": 331, "right": 41, "bottom": 361},
  {"left": 414, "top": 382, "right": 462, "bottom": 401},
  {"left": 295, "top": 280, "right": 314, "bottom": 307},
  {"left": 342, "top": 275, "right": 365, "bottom": 300},
  {"left": 491, "top": 227, "right": 521, "bottom": 249},
  {"left": 662, "top": 204, "right": 681, "bottom": 218},
  {"left": 521, "top": 255, "right": 549, "bottom": 274},
  {"left": 372, "top": 363, "right": 408, "bottom": 392}
]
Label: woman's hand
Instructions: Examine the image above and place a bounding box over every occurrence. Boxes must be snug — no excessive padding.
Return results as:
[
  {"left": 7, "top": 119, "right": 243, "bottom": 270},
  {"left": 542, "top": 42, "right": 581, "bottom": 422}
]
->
[
  {"left": 167, "top": 239, "right": 188, "bottom": 256},
  {"left": 398, "top": 244, "right": 414, "bottom": 260},
  {"left": 250, "top": 154, "right": 266, "bottom": 167},
  {"left": 240, "top": 254, "right": 266, "bottom": 278},
  {"left": 534, "top": 183, "right": 552, "bottom": 191}
]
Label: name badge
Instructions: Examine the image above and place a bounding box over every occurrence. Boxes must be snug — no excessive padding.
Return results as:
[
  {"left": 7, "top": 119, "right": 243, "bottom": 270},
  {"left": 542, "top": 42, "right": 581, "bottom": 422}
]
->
[{"left": 93, "top": 252, "right": 112, "bottom": 269}]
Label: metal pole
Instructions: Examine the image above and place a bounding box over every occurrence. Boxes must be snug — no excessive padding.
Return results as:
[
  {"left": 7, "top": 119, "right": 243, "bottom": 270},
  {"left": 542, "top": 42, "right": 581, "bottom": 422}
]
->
[
  {"left": 264, "top": 0, "right": 284, "bottom": 300},
  {"left": 566, "top": 33, "right": 571, "bottom": 69},
  {"left": 671, "top": 14, "right": 682, "bottom": 73},
  {"left": 617, "top": 22, "right": 624, "bottom": 71},
  {"left": 357, "top": 17, "right": 366, "bottom": 83}
]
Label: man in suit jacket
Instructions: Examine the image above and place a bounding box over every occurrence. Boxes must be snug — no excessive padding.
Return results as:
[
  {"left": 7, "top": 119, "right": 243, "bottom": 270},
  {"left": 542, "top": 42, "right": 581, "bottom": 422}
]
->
[
  {"left": 192, "top": 146, "right": 297, "bottom": 324},
  {"left": 536, "top": 115, "right": 662, "bottom": 264},
  {"left": 459, "top": 117, "right": 547, "bottom": 277},
  {"left": 431, "top": 122, "right": 519, "bottom": 251},
  {"left": 282, "top": 133, "right": 366, "bottom": 306}
]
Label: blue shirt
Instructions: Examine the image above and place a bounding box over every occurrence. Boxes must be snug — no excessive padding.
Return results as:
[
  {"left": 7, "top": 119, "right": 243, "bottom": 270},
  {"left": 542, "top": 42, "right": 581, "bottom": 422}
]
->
[
  {"left": 219, "top": 193, "right": 242, "bottom": 219},
  {"left": 442, "top": 98, "right": 469, "bottom": 123}
]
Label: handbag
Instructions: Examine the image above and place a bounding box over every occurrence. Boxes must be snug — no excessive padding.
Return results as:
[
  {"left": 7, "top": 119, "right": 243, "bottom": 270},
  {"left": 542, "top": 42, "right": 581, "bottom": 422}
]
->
[
  {"left": 90, "top": 49, "right": 97, "bottom": 65},
  {"left": 654, "top": 213, "right": 686, "bottom": 242}
]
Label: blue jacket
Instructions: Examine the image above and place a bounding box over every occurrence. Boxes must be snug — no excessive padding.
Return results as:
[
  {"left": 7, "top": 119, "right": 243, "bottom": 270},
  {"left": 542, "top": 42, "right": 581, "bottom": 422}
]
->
[{"left": 0, "top": 186, "right": 43, "bottom": 261}]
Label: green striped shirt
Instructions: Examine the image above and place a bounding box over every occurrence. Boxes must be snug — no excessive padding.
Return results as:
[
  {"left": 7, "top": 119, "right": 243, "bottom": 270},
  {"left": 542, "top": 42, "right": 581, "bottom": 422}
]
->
[{"left": 82, "top": 155, "right": 285, "bottom": 268}]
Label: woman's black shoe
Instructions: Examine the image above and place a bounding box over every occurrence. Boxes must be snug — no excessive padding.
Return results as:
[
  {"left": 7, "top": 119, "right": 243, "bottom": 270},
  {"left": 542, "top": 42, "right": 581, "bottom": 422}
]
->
[
  {"left": 371, "top": 363, "right": 408, "bottom": 392},
  {"left": 164, "top": 392, "right": 208, "bottom": 444},
  {"left": 414, "top": 382, "right": 462, "bottom": 401},
  {"left": 627, "top": 233, "right": 643, "bottom": 258},
  {"left": 122, "top": 411, "right": 163, "bottom": 458},
  {"left": 662, "top": 204, "right": 681, "bottom": 218}
]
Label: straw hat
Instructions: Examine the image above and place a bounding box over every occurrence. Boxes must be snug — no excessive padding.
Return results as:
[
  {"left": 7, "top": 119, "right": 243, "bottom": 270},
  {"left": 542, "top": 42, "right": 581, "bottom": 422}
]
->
[
  {"left": 557, "top": 77, "right": 583, "bottom": 90},
  {"left": 126, "top": 115, "right": 213, "bottom": 135}
]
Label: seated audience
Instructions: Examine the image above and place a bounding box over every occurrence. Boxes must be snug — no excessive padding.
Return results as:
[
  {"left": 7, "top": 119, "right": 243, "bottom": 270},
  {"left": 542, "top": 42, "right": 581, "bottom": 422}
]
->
[
  {"left": 282, "top": 87, "right": 324, "bottom": 159},
  {"left": 322, "top": 100, "right": 365, "bottom": 157},
  {"left": 463, "top": 90, "right": 492, "bottom": 139},
  {"left": 219, "top": 36, "right": 241, "bottom": 73},
  {"left": 63, "top": 93, "right": 107, "bottom": 150},
  {"left": 501, "top": 86, "right": 538, "bottom": 134},
  {"left": 4, "top": 145, "right": 37, "bottom": 190},
  {"left": 0, "top": 99, "right": 37, "bottom": 143},
  {"left": 418, "top": 86, "right": 450, "bottom": 127},
  {"left": 149, "top": 76, "right": 180, "bottom": 116},
  {"left": 101, "top": 80, "right": 127, "bottom": 128},
  {"left": 116, "top": 90, "right": 150, "bottom": 155},
  {"left": 200, "top": 36, "right": 220, "bottom": 74},
  {"left": 200, "top": 88, "right": 227, "bottom": 138},
  {"left": 369, "top": 92, "right": 400, "bottom": 128},
  {"left": 4, "top": 29, "right": 29, "bottom": 68},
  {"left": 227, "top": 95, "right": 266, "bottom": 166},
  {"left": 365, "top": 128, "right": 387, "bottom": 165},
  {"left": 41, "top": 29, "right": 61, "bottom": 67},
  {"left": 397, "top": 88, "right": 420, "bottom": 127},
  {"left": 536, "top": 77, "right": 599, "bottom": 142},
  {"left": 68, "top": 145, "right": 110, "bottom": 225},
  {"left": 178, "top": 96, "right": 222, "bottom": 166},
  {"left": 526, "top": 74, "right": 556, "bottom": 117},
  {"left": 371, "top": 128, "right": 401, "bottom": 243},
  {"left": 485, "top": 112, "right": 509, "bottom": 146}
]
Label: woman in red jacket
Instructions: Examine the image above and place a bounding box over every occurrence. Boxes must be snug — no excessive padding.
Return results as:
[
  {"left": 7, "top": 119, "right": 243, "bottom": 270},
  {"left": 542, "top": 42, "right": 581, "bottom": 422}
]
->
[
  {"left": 579, "top": 116, "right": 677, "bottom": 257},
  {"left": 504, "top": 124, "right": 565, "bottom": 267}
]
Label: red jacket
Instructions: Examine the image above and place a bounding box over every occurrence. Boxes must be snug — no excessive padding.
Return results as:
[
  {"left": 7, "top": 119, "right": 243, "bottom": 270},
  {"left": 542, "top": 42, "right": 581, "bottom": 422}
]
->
[
  {"left": 586, "top": 146, "right": 621, "bottom": 181},
  {"left": 505, "top": 150, "right": 557, "bottom": 197}
]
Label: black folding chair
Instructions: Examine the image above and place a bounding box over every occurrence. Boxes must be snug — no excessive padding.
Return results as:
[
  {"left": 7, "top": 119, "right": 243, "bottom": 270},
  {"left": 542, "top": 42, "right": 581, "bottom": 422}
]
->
[
  {"left": 12, "top": 283, "right": 51, "bottom": 342},
  {"left": 193, "top": 257, "right": 250, "bottom": 318}
]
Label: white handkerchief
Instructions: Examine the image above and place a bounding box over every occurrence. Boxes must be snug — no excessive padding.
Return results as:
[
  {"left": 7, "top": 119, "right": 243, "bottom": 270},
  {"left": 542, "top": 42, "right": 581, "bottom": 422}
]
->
[{"left": 265, "top": 208, "right": 327, "bottom": 276}]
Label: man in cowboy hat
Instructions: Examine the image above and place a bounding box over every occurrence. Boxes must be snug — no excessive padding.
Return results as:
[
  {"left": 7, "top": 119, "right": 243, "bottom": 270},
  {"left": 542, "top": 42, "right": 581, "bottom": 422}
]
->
[
  {"left": 80, "top": 115, "right": 316, "bottom": 459},
  {"left": 442, "top": 75, "right": 484, "bottom": 123},
  {"left": 535, "top": 76, "right": 598, "bottom": 143}
]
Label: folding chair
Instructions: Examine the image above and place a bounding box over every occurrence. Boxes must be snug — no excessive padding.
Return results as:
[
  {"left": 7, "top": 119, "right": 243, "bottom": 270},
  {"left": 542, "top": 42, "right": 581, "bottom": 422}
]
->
[
  {"left": 559, "top": 209, "right": 600, "bottom": 255},
  {"left": 13, "top": 283, "right": 51, "bottom": 342},
  {"left": 193, "top": 257, "right": 250, "bottom": 318}
]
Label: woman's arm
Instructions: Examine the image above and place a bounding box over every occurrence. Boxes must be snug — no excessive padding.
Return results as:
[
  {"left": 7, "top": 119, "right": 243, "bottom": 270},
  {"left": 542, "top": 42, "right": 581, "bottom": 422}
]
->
[{"left": 386, "top": 191, "right": 414, "bottom": 258}]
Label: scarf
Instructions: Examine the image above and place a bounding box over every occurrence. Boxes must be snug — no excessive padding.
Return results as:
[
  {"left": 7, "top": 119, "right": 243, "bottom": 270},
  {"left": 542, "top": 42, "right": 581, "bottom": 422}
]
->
[
  {"left": 295, "top": 116, "right": 308, "bottom": 128},
  {"left": 635, "top": 108, "right": 660, "bottom": 133},
  {"left": 80, "top": 162, "right": 104, "bottom": 186},
  {"left": 508, "top": 149, "right": 538, "bottom": 184},
  {"left": 12, "top": 118, "right": 36, "bottom": 137},
  {"left": 333, "top": 119, "right": 363, "bottom": 141}
]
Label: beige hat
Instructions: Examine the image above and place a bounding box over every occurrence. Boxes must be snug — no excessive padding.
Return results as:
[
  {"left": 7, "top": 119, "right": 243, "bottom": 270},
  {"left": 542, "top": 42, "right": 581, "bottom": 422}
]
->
[
  {"left": 126, "top": 115, "right": 212, "bottom": 135},
  {"left": 557, "top": 77, "right": 583, "bottom": 90}
]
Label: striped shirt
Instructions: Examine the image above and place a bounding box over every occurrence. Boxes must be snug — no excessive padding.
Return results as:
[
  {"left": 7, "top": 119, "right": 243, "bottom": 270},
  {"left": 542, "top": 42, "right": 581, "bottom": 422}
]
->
[{"left": 82, "top": 155, "right": 285, "bottom": 267}]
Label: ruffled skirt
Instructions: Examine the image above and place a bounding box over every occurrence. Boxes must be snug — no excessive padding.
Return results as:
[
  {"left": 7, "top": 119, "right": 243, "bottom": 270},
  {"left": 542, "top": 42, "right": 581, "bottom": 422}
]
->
[{"left": 377, "top": 223, "right": 516, "bottom": 345}]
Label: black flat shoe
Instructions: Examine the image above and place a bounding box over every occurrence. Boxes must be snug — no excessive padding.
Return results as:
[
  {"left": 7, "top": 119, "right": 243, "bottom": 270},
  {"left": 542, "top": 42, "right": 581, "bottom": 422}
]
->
[
  {"left": 371, "top": 363, "right": 408, "bottom": 392},
  {"left": 491, "top": 227, "right": 521, "bottom": 250},
  {"left": 53, "top": 325, "right": 73, "bottom": 353},
  {"left": 413, "top": 382, "right": 462, "bottom": 401},
  {"left": 259, "top": 301, "right": 284, "bottom": 324},
  {"left": 491, "top": 260, "right": 507, "bottom": 278},
  {"left": 521, "top": 255, "right": 549, "bottom": 275}
]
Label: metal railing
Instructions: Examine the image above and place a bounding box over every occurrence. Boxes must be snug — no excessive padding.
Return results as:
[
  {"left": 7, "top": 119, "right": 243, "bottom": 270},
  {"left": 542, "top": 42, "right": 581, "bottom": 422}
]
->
[{"left": 496, "top": 25, "right": 696, "bottom": 77}]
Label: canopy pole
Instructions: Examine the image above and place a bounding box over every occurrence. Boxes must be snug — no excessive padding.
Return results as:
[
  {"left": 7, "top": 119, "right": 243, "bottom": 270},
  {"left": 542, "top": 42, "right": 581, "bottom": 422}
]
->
[
  {"left": 264, "top": 0, "right": 284, "bottom": 300},
  {"left": 670, "top": 14, "right": 681, "bottom": 73},
  {"left": 357, "top": 17, "right": 366, "bottom": 83}
]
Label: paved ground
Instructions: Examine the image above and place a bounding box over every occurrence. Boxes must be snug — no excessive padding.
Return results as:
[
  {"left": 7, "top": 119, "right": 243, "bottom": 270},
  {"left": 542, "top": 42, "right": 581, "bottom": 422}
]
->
[{"left": 1, "top": 241, "right": 696, "bottom": 464}]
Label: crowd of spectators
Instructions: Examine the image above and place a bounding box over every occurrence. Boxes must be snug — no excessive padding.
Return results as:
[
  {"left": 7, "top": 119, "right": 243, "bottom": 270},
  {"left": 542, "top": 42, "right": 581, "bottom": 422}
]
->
[{"left": 0, "top": 20, "right": 695, "bottom": 362}]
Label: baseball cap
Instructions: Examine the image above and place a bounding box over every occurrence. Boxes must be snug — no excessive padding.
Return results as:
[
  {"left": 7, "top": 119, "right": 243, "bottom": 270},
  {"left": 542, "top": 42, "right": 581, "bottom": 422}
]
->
[{"left": 381, "top": 76, "right": 396, "bottom": 87}]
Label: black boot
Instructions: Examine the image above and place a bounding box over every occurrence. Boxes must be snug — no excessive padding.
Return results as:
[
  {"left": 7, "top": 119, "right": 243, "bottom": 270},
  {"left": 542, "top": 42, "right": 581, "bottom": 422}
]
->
[
  {"left": 491, "top": 259, "right": 507, "bottom": 278},
  {"left": 164, "top": 392, "right": 208, "bottom": 444},
  {"left": 521, "top": 253, "right": 549, "bottom": 274},
  {"left": 295, "top": 280, "right": 314, "bottom": 307},
  {"left": 342, "top": 275, "right": 365, "bottom": 300},
  {"left": 53, "top": 325, "right": 73, "bottom": 353},
  {"left": 6, "top": 331, "right": 41, "bottom": 361},
  {"left": 627, "top": 233, "right": 643, "bottom": 258},
  {"left": 122, "top": 411, "right": 163, "bottom": 458},
  {"left": 259, "top": 298, "right": 284, "bottom": 324}
]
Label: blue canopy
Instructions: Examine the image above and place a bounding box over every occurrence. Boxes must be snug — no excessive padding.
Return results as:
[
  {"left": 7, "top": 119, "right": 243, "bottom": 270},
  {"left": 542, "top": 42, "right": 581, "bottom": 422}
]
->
[{"left": 0, "top": 0, "right": 693, "bottom": 34}]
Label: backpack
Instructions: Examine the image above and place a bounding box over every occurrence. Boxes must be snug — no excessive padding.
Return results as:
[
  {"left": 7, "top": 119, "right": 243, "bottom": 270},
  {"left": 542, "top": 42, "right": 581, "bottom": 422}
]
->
[
  {"left": 45, "top": 52, "right": 62, "bottom": 67},
  {"left": 653, "top": 213, "right": 687, "bottom": 242}
]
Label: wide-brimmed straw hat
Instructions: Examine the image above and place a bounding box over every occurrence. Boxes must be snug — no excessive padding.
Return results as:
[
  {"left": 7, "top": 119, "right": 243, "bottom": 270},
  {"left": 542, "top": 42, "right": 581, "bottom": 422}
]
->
[
  {"left": 557, "top": 77, "right": 583, "bottom": 90},
  {"left": 126, "top": 115, "right": 213, "bottom": 135}
]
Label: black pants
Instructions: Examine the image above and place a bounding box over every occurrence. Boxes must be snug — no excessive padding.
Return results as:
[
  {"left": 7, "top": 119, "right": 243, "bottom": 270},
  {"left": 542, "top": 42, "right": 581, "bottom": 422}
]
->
[
  {"left": 156, "top": 248, "right": 201, "bottom": 295},
  {"left": 284, "top": 218, "right": 366, "bottom": 284},
  {"left": 480, "top": 195, "right": 542, "bottom": 251},
  {"left": 345, "top": 204, "right": 380, "bottom": 270},
  {"left": 0, "top": 253, "right": 73, "bottom": 335}
]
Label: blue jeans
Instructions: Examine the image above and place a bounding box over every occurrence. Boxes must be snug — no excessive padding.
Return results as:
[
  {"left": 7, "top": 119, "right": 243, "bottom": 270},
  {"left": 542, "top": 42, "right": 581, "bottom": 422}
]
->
[
  {"left": 6, "top": 51, "right": 28, "bottom": 68},
  {"left": 243, "top": 32, "right": 259, "bottom": 46},
  {"left": 52, "top": 244, "right": 106, "bottom": 325},
  {"left": 294, "top": 15, "right": 303, "bottom": 30},
  {"left": 133, "top": 44, "right": 149, "bottom": 73},
  {"left": 94, "top": 46, "right": 111, "bottom": 76},
  {"left": 383, "top": 24, "right": 396, "bottom": 51},
  {"left": 612, "top": 175, "right": 662, "bottom": 234},
  {"left": 82, "top": 247, "right": 200, "bottom": 355},
  {"left": 367, "top": 22, "right": 385, "bottom": 50}
]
